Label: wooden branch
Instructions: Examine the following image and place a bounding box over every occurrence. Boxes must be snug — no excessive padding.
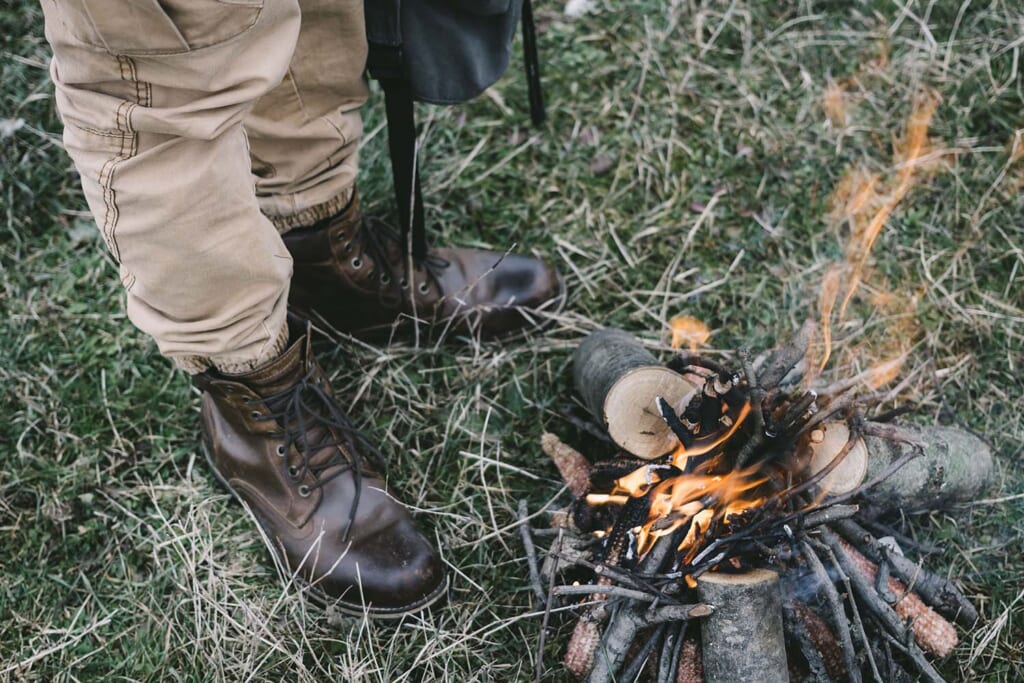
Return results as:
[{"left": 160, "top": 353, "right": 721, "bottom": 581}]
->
[
  {"left": 586, "top": 536, "right": 678, "bottom": 683},
  {"left": 861, "top": 424, "right": 994, "bottom": 511},
  {"left": 834, "top": 519, "right": 978, "bottom": 626},
  {"left": 834, "top": 537, "right": 958, "bottom": 657},
  {"left": 819, "top": 531, "right": 947, "bottom": 683},
  {"left": 801, "top": 541, "right": 861, "bottom": 683},
  {"left": 757, "top": 319, "right": 816, "bottom": 388},
  {"left": 696, "top": 569, "right": 789, "bottom": 683},
  {"left": 573, "top": 328, "right": 698, "bottom": 459}
]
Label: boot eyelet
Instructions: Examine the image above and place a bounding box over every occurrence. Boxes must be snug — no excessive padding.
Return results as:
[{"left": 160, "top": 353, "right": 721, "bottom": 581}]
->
[
  {"left": 399, "top": 278, "right": 409, "bottom": 289},
  {"left": 379, "top": 273, "right": 391, "bottom": 285},
  {"left": 343, "top": 241, "right": 353, "bottom": 253},
  {"left": 250, "top": 410, "right": 262, "bottom": 420},
  {"left": 275, "top": 444, "right": 286, "bottom": 457},
  {"left": 417, "top": 282, "right": 430, "bottom": 294},
  {"left": 351, "top": 257, "right": 363, "bottom": 269},
  {"left": 288, "top": 465, "right": 299, "bottom": 478},
  {"left": 298, "top": 485, "right": 311, "bottom": 498}
]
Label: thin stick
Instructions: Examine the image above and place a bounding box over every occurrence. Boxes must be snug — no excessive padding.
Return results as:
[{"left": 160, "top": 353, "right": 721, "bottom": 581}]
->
[
  {"left": 813, "top": 540, "right": 883, "bottom": 683},
  {"left": 554, "top": 585, "right": 659, "bottom": 602},
  {"left": 802, "top": 540, "right": 861, "bottom": 683},
  {"left": 518, "top": 500, "right": 547, "bottom": 606},
  {"left": 619, "top": 623, "right": 667, "bottom": 683},
  {"left": 820, "top": 531, "right": 945, "bottom": 683},
  {"left": 534, "top": 528, "right": 563, "bottom": 683},
  {"left": 657, "top": 621, "right": 683, "bottom": 683}
]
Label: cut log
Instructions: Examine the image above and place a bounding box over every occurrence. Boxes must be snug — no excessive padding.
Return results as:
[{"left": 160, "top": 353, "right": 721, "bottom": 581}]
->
[
  {"left": 696, "top": 569, "right": 789, "bottom": 683},
  {"left": 804, "top": 421, "right": 994, "bottom": 510},
  {"left": 573, "top": 328, "right": 698, "bottom": 460}
]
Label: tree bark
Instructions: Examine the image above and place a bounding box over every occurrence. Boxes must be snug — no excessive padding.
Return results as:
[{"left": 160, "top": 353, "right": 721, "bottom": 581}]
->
[
  {"left": 805, "top": 422, "right": 994, "bottom": 510},
  {"left": 573, "top": 328, "right": 698, "bottom": 459},
  {"left": 696, "top": 569, "right": 789, "bottom": 683}
]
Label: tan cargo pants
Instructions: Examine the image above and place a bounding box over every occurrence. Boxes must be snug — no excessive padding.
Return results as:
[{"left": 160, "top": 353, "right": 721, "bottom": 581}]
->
[{"left": 41, "top": 0, "right": 368, "bottom": 373}]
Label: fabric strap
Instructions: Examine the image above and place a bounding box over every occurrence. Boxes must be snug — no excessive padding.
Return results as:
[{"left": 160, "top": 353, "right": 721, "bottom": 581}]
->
[{"left": 379, "top": 76, "right": 427, "bottom": 263}]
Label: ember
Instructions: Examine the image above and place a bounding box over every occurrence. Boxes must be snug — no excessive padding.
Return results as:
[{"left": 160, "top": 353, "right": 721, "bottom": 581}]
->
[{"left": 529, "top": 324, "right": 992, "bottom": 683}]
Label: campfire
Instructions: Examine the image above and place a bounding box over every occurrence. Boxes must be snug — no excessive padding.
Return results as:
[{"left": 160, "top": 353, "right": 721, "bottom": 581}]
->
[{"left": 526, "top": 323, "right": 992, "bottom": 683}]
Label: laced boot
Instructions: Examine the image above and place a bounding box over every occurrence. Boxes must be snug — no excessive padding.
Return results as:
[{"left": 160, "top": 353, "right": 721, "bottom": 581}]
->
[
  {"left": 282, "top": 191, "right": 565, "bottom": 339},
  {"left": 194, "top": 325, "right": 446, "bottom": 616}
]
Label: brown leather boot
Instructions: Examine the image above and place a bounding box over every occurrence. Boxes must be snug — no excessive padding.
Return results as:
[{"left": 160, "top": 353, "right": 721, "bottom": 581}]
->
[
  {"left": 195, "top": 327, "right": 446, "bottom": 617},
  {"left": 282, "top": 191, "right": 565, "bottom": 339}
]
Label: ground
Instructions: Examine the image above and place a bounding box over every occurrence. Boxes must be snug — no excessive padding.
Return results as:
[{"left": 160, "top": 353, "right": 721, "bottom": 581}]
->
[{"left": 2, "top": 1, "right": 1022, "bottom": 681}]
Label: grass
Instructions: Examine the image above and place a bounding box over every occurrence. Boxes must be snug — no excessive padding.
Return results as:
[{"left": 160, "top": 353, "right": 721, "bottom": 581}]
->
[{"left": 2, "top": 0, "right": 1023, "bottom": 680}]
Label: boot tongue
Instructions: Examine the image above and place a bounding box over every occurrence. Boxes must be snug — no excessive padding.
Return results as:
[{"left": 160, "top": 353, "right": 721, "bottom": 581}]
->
[{"left": 234, "top": 335, "right": 308, "bottom": 398}]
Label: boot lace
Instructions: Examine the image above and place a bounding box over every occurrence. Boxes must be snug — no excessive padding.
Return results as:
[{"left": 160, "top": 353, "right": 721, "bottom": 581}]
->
[
  {"left": 246, "top": 367, "right": 381, "bottom": 542},
  {"left": 358, "top": 216, "right": 450, "bottom": 292}
]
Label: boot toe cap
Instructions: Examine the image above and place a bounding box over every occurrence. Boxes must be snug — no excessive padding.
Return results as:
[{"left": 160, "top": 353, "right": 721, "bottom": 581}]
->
[{"left": 320, "top": 518, "right": 446, "bottom": 614}]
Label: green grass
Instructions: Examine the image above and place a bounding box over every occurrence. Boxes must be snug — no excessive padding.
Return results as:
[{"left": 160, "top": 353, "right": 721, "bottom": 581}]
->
[{"left": 2, "top": 0, "right": 1023, "bottom": 680}]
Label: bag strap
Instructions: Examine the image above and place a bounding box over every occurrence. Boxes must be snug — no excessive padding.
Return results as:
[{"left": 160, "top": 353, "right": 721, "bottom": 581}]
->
[
  {"left": 379, "top": 76, "right": 428, "bottom": 263},
  {"left": 521, "top": 0, "right": 546, "bottom": 126}
]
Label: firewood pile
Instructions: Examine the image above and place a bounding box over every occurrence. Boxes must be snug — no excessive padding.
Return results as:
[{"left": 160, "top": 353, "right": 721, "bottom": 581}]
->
[{"left": 524, "top": 323, "right": 993, "bottom": 683}]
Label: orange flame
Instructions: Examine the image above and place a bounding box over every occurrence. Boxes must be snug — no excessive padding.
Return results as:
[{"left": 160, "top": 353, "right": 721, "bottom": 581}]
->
[{"left": 669, "top": 315, "right": 712, "bottom": 352}]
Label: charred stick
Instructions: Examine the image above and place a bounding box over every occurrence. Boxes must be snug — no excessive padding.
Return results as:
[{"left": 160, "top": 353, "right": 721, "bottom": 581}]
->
[
  {"left": 735, "top": 351, "right": 766, "bottom": 468},
  {"left": 586, "top": 535, "right": 680, "bottom": 683},
  {"left": 657, "top": 396, "right": 696, "bottom": 449},
  {"left": 835, "top": 519, "right": 978, "bottom": 626},
  {"left": 801, "top": 541, "right": 861, "bottom": 683},
  {"left": 668, "top": 353, "right": 734, "bottom": 380},
  {"left": 775, "top": 390, "right": 819, "bottom": 436},
  {"left": 518, "top": 500, "right": 547, "bottom": 606}
]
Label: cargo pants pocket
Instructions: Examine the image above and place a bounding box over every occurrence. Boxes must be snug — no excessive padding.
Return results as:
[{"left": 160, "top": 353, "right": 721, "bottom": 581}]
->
[{"left": 58, "top": 0, "right": 264, "bottom": 55}]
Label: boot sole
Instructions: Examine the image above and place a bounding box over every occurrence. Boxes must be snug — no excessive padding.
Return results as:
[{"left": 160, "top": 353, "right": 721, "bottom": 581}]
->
[{"left": 201, "top": 442, "right": 449, "bottom": 619}]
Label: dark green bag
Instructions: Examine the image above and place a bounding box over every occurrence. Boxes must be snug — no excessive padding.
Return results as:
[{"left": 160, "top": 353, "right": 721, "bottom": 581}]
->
[{"left": 364, "top": 0, "right": 544, "bottom": 260}]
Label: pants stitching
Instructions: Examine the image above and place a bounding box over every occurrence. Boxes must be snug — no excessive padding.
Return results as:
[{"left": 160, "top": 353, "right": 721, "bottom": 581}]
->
[{"left": 100, "top": 57, "right": 143, "bottom": 263}]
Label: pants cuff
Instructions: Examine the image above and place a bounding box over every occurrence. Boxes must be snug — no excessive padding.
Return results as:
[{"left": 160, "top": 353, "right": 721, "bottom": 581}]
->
[
  {"left": 264, "top": 186, "right": 354, "bottom": 233},
  {"left": 172, "top": 320, "right": 291, "bottom": 375}
]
